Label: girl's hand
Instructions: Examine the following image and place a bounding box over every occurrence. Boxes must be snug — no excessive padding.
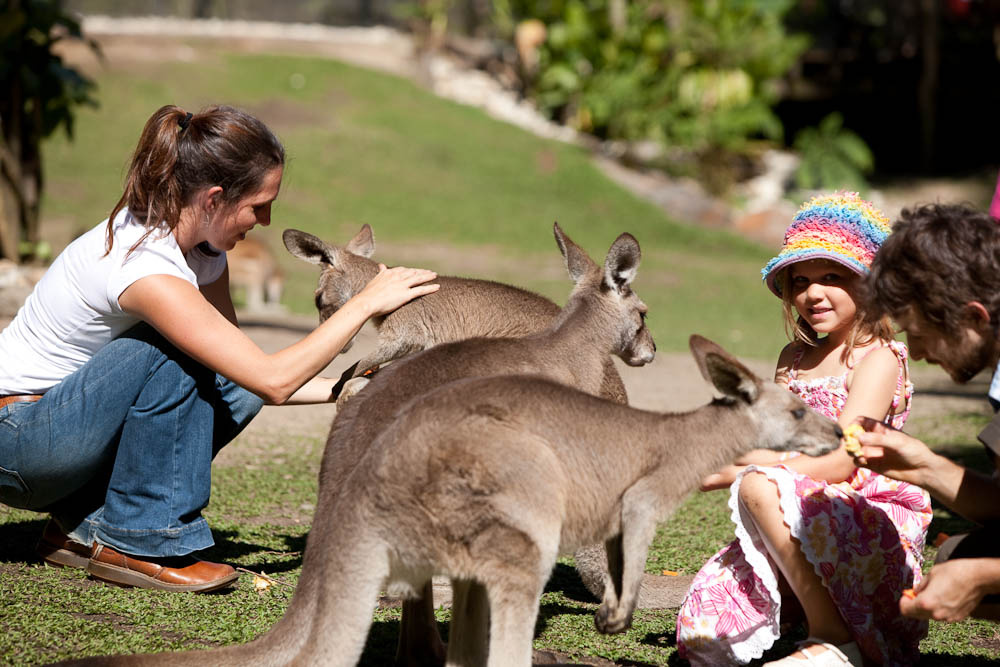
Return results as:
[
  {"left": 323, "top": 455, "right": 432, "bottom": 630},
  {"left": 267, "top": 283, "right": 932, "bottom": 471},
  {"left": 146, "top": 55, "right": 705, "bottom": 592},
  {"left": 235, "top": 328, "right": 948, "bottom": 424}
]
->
[
  {"left": 700, "top": 450, "right": 794, "bottom": 491},
  {"left": 900, "top": 559, "right": 1000, "bottom": 622},
  {"left": 353, "top": 264, "right": 439, "bottom": 317},
  {"left": 853, "top": 416, "right": 937, "bottom": 487},
  {"left": 700, "top": 464, "right": 743, "bottom": 491}
]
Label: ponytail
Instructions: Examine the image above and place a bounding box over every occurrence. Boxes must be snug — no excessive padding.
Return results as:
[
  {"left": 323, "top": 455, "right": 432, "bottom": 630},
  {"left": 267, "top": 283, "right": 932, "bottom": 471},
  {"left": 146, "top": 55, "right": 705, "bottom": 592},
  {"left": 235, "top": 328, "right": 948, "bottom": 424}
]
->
[{"left": 105, "top": 104, "right": 285, "bottom": 255}]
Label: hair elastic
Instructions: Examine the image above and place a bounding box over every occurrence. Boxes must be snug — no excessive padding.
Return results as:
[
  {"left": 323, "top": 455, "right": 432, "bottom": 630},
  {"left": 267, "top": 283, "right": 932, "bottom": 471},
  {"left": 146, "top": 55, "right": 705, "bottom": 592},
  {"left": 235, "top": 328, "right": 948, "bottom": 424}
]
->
[{"left": 178, "top": 112, "right": 193, "bottom": 131}]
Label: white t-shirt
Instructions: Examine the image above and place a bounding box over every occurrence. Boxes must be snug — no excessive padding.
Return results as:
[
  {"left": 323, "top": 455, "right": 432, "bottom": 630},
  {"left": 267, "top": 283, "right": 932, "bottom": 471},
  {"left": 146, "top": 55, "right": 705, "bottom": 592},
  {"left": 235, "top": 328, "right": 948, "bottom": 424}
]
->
[{"left": 0, "top": 209, "right": 227, "bottom": 394}]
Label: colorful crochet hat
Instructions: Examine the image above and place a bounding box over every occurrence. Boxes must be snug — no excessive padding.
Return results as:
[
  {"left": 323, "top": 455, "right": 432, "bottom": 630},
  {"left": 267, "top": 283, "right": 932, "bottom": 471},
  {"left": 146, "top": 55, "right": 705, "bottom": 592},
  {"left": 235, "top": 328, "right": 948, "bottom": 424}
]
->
[{"left": 761, "top": 191, "right": 891, "bottom": 297}]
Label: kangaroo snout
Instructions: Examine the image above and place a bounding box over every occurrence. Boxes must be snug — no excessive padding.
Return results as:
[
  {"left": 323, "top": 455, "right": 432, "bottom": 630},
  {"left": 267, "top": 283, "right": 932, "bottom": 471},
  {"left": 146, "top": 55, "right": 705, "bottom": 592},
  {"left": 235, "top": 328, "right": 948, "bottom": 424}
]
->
[
  {"left": 796, "top": 434, "right": 842, "bottom": 457},
  {"left": 623, "top": 346, "right": 655, "bottom": 367}
]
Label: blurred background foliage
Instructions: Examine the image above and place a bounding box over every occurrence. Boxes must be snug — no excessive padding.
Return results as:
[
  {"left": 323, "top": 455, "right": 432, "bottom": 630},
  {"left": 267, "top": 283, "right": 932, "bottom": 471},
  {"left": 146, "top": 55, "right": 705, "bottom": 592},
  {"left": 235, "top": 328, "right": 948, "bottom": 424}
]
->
[
  {"left": 56, "top": 0, "right": 1000, "bottom": 190},
  {"left": 4, "top": 0, "right": 1000, "bottom": 263}
]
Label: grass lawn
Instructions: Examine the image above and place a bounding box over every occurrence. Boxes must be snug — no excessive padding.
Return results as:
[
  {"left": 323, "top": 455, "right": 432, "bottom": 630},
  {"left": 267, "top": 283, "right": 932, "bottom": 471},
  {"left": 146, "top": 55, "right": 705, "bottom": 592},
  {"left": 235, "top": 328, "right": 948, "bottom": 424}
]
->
[
  {"left": 3, "top": 37, "right": 998, "bottom": 665},
  {"left": 3, "top": 411, "right": 999, "bottom": 665}
]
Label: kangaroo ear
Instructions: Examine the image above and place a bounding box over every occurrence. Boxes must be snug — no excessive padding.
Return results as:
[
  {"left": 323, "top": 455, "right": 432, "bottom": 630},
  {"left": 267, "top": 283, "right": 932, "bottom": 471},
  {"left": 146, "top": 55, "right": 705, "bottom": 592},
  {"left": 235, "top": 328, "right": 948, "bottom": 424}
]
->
[
  {"left": 282, "top": 229, "right": 341, "bottom": 267},
  {"left": 345, "top": 224, "right": 375, "bottom": 258},
  {"left": 603, "top": 233, "right": 641, "bottom": 294},
  {"left": 690, "top": 335, "right": 761, "bottom": 404},
  {"left": 553, "top": 222, "right": 597, "bottom": 284}
]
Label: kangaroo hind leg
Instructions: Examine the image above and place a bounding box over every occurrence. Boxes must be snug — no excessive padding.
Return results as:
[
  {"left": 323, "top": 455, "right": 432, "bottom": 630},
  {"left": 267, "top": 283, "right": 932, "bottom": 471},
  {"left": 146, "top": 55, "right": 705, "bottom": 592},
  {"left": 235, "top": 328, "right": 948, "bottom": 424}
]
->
[
  {"left": 295, "top": 534, "right": 391, "bottom": 667},
  {"left": 444, "top": 579, "right": 489, "bottom": 667},
  {"left": 394, "top": 585, "right": 446, "bottom": 667},
  {"left": 477, "top": 525, "right": 557, "bottom": 667}
]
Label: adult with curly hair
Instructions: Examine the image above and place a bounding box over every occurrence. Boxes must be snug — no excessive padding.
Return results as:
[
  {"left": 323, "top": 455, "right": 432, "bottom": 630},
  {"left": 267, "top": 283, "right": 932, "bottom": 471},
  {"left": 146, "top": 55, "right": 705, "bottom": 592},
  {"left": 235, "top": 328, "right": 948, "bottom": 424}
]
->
[
  {"left": 858, "top": 202, "right": 1000, "bottom": 623},
  {"left": 0, "top": 105, "right": 439, "bottom": 592}
]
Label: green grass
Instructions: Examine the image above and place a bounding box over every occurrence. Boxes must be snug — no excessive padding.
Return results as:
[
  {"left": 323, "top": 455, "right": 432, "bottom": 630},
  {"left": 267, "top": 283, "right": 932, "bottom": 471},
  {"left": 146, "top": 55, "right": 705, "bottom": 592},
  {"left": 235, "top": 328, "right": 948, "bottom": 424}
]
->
[
  {"left": 7, "top": 41, "right": 997, "bottom": 665},
  {"left": 4, "top": 413, "right": 999, "bottom": 665}
]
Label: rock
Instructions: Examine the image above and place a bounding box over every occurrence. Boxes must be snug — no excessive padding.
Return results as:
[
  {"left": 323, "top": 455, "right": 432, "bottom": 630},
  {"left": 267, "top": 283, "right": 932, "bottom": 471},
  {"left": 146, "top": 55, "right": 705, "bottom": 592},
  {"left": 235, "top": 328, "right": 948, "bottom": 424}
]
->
[{"left": 732, "top": 201, "right": 798, "bottom": 247}]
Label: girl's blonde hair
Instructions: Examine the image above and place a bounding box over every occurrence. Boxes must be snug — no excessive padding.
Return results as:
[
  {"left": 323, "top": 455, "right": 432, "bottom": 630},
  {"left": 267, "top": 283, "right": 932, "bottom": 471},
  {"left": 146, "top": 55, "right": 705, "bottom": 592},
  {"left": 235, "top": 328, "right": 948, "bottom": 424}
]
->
[{"left": 777, "top": 265, "right": 896, "bottom": 362}]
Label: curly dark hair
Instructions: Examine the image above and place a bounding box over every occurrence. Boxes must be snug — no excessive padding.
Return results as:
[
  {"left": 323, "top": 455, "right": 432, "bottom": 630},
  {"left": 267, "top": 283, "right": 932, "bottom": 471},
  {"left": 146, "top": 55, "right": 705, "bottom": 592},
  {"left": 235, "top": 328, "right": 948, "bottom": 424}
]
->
[{"left": 866, "top": 203, "right": 1000, "bottom": 336}]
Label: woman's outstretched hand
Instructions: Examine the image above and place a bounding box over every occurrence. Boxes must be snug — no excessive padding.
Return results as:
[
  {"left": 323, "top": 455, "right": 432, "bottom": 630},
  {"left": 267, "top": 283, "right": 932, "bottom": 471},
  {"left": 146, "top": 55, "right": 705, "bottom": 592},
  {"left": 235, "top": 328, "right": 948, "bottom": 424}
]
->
[{"left": 355, "top": 264, "right": 439, "bottom": 317}]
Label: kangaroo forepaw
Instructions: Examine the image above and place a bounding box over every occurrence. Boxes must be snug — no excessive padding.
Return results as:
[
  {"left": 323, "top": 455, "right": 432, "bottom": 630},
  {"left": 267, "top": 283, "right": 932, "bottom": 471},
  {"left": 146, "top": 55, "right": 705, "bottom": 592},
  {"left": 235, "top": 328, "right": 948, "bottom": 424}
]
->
[
  {"left": 594, "top": 602, "right": 633, "bottom": 635},
  {"left": 336, "top": 377, "right": 371, "bottom": 409}
]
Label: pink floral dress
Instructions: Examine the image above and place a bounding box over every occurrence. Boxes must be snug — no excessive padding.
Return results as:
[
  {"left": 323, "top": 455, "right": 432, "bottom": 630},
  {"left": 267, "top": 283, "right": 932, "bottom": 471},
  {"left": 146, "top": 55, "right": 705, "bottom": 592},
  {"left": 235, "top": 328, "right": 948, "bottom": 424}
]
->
[{"left": 676, "top": 341, "right": 932, "bottom": 666}]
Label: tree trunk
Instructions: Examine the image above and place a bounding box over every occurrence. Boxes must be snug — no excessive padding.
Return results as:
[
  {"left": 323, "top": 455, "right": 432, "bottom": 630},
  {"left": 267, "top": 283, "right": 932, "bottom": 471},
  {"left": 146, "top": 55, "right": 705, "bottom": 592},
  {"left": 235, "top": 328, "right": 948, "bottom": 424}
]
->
[
  {"left": 609, "top": 0, "right": 626, "bottom": 38},
  {"left": 0, "top": 74, "right": 24, "bottom": 262},
  {"left": 918, "top": 0, "right": 939, "bottom": 172},
  {"left": 0, "top": 172, "right": 18, "bottom": 262}
]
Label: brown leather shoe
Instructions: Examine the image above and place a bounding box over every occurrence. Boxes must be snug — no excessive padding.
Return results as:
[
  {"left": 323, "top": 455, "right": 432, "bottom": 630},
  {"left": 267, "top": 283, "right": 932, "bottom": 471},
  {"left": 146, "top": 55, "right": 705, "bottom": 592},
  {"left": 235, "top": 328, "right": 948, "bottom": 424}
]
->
[
  {"left": 87, "top": 544, "right": 240, "bottom": 592},
  {"left": 35, "top": 519, "right": 92, "bottom": 570}
]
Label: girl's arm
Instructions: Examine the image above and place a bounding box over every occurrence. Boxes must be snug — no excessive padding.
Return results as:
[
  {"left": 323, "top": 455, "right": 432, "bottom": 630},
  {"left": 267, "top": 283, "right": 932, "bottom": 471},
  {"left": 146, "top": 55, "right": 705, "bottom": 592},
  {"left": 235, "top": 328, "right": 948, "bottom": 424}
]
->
[
  {"left": 777, "top": 345, "right": 899, "bottom": 482},
  {"left": 118, "top": 264, "right": 438, "bottom": 405}
]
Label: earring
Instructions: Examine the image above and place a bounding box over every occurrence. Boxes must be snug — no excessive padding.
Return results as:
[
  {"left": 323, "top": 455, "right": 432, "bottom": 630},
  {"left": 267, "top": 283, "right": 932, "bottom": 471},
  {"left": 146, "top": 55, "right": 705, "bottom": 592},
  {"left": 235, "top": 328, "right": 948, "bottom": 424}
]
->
[{"left": 202, "top": 212, "right": 211, "bottom": 228}]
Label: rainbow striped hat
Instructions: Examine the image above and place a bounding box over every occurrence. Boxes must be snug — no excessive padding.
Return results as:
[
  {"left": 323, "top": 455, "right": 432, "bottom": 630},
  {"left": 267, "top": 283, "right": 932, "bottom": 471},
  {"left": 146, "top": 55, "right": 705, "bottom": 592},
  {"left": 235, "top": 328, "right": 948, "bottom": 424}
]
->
[{"left": 762, "top": 191, "right": 892, "bottom": 297}]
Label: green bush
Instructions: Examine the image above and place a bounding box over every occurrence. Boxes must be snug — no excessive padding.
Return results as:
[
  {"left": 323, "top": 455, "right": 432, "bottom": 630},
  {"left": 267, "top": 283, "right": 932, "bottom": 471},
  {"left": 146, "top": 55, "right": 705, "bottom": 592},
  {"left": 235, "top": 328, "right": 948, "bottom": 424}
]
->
[
  {"left": 793, "top": 112, "right": 874, "bottom": 192},
  {"left": 518, "top": 0, "right": 808, "bottom": 187}
]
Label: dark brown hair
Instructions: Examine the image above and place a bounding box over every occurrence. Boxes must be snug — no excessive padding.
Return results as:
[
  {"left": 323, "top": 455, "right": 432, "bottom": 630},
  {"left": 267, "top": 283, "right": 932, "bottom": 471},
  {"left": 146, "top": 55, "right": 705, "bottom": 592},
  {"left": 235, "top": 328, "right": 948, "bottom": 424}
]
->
[
  {"left": 866, "top": 203, "right": 1000, "bottom": 337},
  {"left": 106, "top": 104, "right": 285, "bottom": 253}
]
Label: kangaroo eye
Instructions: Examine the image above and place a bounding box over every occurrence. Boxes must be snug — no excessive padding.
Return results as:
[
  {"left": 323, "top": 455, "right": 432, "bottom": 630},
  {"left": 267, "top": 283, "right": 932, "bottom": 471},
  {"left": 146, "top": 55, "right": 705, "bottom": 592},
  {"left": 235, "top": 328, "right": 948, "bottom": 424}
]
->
[{"left": 792, "top": 408, "right": 806, "bottom": 420}]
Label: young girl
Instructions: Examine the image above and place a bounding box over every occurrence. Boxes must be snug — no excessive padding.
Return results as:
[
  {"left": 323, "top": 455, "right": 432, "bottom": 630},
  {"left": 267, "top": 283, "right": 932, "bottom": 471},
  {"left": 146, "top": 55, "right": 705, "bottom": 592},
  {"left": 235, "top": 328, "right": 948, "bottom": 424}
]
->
[{"left": 675, "top": 193, "right": 932, "bottom": 666}]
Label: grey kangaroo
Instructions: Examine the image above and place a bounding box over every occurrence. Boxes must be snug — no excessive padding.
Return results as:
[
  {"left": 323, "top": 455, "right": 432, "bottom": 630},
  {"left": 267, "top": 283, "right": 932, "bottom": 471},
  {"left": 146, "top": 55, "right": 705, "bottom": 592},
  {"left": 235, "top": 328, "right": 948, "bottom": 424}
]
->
[
  {"left": 283, "top": 224, "right": 634, "bottom": 605},
  {"left": 281, "top": 224, "right": 627, "bottom": 405},
  {"left": 60, "top": 223, "right": 655, "bottom": 667},
  {"left": 60, "top": 336, "right": 842, "bottom": 667}
]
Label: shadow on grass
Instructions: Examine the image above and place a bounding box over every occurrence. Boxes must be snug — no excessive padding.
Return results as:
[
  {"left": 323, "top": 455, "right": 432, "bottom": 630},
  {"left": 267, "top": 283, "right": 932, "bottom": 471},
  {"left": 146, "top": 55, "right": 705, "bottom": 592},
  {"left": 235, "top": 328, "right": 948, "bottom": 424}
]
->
[
  {"left": 544, "top": 561, "right": 600, "bottom": 604},
  {"left": 0, "top": 516, "right": 47, "bottom": 564},
  {"left": 211, "top": 528, "right": 307, "bottom": 575},
  {"left": 357, "top": 617, "right": 405, "bottom": 666}
]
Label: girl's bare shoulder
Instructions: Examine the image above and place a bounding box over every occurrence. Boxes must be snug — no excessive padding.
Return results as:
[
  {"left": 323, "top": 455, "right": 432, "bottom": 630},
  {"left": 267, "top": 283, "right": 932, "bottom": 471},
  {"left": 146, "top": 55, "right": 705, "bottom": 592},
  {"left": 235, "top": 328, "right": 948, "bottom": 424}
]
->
[{"left": 774, "top": 341, "right": 803, "bottom": 383}]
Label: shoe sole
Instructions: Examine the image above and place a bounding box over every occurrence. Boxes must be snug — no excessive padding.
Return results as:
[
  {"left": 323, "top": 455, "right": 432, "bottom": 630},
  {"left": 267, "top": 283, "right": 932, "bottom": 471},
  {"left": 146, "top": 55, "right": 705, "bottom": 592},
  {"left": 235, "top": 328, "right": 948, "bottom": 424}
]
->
[
  {"left": 87, "top": 560, "right": 240, "bottom": 593},
  {"left": 36, "top": 544, "right": 90, "bottom": 570}
]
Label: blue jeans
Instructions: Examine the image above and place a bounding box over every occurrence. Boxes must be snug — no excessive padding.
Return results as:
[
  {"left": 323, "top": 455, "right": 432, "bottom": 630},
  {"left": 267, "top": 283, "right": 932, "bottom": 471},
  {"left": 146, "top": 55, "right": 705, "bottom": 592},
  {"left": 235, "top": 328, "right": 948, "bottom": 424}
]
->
[{"left": 0, "top": 324, "right": 262, "bottom": 557}]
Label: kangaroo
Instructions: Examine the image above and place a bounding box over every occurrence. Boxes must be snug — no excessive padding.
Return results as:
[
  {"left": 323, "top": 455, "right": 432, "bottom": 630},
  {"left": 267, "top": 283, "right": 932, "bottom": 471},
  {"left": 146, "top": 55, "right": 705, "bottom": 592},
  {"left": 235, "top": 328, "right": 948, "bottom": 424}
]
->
[
  {"left": 316, "top": 223, "right": 655, "bottom": 666},
  {"left": 61, "top": 336, "right": 841, "bottom": 667},
  {"left": 281, "top": 224, "right": 628, "bottom": 405},
  {"left": 284, "top": 224, "right": 630, "bottom": 604}
]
